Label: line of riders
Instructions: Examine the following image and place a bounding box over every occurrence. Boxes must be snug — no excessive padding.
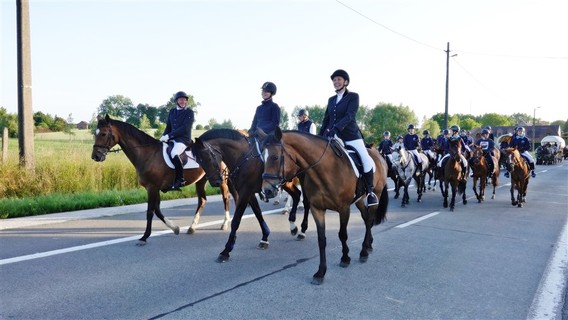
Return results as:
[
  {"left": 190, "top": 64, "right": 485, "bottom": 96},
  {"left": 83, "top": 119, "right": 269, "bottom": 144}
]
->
[{"left": 377, "top": 124, "right": 537, "bottom": 181}]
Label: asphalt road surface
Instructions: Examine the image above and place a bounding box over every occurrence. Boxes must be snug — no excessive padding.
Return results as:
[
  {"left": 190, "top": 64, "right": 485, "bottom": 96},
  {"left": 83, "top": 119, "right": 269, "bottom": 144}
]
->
[{"left": 1, "top": 163, "right": 567, "bottom": 320}]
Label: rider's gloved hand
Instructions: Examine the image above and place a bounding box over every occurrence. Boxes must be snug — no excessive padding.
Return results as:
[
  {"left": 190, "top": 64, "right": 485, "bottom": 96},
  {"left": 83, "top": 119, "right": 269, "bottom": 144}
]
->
[
  {"left": 159, "top": 135, "right": 169, "bottom": 142},
  {"left": 325, "top": 128, "right": 337, "bottom": 138}
]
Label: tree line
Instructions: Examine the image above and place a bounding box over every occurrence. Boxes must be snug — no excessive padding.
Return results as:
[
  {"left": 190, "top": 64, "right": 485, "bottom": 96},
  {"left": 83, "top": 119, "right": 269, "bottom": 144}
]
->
[{"left": 1, "top": 93, "right": 567, "bottom": 144}]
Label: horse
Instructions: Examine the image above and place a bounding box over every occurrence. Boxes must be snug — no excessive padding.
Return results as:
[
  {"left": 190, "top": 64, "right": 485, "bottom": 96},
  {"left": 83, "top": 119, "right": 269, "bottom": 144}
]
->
[
  {"left": 503, "top": 147, "right": 530, "bottom": 207},
  {"left": 191, "top": 128, "right": 308, "bottom": 263},
  {"left": 423, "top": 148, "right": 439, "bottom": 191},
  {"left": 469, "top": 146, "right": 499, "bottom": 202},
  {"left": 259, "top": 128, "right": 389, "bottom": 285},
  {"left": 391, "top": 147, "right": 424, "bottom": 206},
  {"left": 438, "top": 138, "right": 467, "bottom": 211},
  {"left": 91, "top": 115, "right": 232, "bottom": 245}
]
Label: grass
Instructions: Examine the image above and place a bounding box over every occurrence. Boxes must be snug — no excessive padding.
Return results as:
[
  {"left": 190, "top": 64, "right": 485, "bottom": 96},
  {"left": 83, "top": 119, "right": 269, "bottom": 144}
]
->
[{"left": 0, "top": 129, "right": 219, "bottom": 219}]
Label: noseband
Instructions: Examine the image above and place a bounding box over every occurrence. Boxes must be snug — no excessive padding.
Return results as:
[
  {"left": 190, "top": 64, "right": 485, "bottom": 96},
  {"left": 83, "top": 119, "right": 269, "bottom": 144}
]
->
[{"left": 93, "top": 125, "right": 116, "bottom": 154}]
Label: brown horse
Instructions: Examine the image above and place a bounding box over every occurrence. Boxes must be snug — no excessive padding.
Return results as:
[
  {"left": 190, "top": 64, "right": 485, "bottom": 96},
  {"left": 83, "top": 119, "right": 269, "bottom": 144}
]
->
[
  {"left": 470, "top": 146, "right": 499, "bottom": 202},
  {"left": 503, "top": 148, "right": 530, "bottom": 207},
  {"left": 192, "top": 128, "right": 307, "bottom": 263},
  {"left": 259, "top": 128, "right": 389, "bottom": 285},
  {"left": 91, "top": 115, "right": 232, "bottom": 245},
  {"left": 438, "top": 138, "right": 467, "bottom": 211}
]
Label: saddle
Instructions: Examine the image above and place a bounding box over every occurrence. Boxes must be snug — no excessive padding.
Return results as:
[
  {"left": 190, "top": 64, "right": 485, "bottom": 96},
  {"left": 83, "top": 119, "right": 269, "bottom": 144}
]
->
[
  {"left": 330, "top": 139, "right": 374, "bottom": 203},
  {"left": 162, "top": 142, "right": 200, "bottom": 169}
]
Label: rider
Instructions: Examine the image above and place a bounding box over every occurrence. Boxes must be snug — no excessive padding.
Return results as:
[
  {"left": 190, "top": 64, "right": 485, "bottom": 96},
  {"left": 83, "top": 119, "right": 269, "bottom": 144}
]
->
[
  {"left": 319, "top": 69, "right": 378, "bottom": 207},
  {"left": 460, "top": 129, "right": 474, "bottom": 148},
  {"left": 249, "top": 82, "right": 281, "bottom": 136},
  {"left": 421, "top": 129, "right": 435, "bottom": 152},
  {"left": 160, "top": 91, "right": 195, "bottom": 190},
  {"left": 403, "top": 124, "right": 422, "bottom": 166},
  {"left": 393, "top": 135, "right": 404, "bottom": 150},
  {"left": 378, "top": 131, "right": 394, "bottom": 171},
  {"left": 485, "top": 125, "right": 495, "bottom": 141},
  {"left": 474, "top": 128, "right": 496, "bottom": 178},
  {"left": 436, "top": 129, "right": 450, "bottom": 163},
  {"left": 508, "top": 126, "right": 536, "bottom": 178},
  {"left": 296, "top": 109, "right": 316, "bottom": 134},
  {"left": 438, "top": 125, "right": 469, "bottom": 179}
]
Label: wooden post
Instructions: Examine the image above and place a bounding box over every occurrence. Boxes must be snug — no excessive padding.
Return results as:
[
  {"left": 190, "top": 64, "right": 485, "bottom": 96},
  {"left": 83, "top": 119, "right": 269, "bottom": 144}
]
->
[
  {"left": 2, "top": 127, "right": 8, "bottom": 163},
  {"left": 17, "top": 0, "right": 35, "bottom": 170}
]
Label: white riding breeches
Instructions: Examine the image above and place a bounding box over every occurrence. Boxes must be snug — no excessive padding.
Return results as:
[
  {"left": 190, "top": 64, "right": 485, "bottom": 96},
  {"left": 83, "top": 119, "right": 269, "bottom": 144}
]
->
[
  {"left": 409, "top": 149, "right": 422, "bottom": 163},
  {"left": 345, "top": 138, "right": 374, "bottom": 172},
  {"left": 521, "top": 151, "right": 535, "bottom": 164},
  {"left": 170, "top": 141, "right": 186, "bottom": 158},
  {"left": 438, "top": 153, "right": 468, "bottom": 168}
]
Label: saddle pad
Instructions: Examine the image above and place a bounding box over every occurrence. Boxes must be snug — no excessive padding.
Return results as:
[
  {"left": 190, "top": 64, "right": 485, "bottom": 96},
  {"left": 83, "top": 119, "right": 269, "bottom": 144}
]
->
[
  {"left": 333, "top": 138, "right": 376, "bottom": 178},
  {"left": 162, "top": 144, "right": 200, "bottom": 169}
]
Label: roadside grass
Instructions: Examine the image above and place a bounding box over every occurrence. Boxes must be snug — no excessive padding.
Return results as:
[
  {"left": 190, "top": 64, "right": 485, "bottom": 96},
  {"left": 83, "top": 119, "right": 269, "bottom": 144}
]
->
[{"left": 0, "top": 129, "right": 218, "bottom": 219}]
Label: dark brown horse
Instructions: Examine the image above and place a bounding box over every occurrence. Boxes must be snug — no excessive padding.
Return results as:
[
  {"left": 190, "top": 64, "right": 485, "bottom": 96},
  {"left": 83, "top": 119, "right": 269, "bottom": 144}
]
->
[
  {"left": 91, "top": 115, "right": 232, "bottom": 245},
  {"left": 503, "top": 147, "right": 530, "bottom": 207},
  {"left": 470, "top": 146, "right": 499, "bottom": 202},
  {"left": 192, "top": 128, "right": 307, "bottom": 263},
  {"left": 259, "top": 128, "right": 389, "bottom": 285},
  {"left": 439, "top": 138, "right": 467, "bottom": 211}
]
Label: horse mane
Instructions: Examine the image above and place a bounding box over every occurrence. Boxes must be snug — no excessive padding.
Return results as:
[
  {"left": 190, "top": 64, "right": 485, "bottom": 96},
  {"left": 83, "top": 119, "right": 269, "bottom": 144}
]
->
[
  {"left": 105, "top": 118, "right": 157, "bottom": 145},
  {"left": 198, "top": 128, "right": 247, "bottom": 142},
  {"left": 283, "top": 130, "right": 328, "bottom": 142}
]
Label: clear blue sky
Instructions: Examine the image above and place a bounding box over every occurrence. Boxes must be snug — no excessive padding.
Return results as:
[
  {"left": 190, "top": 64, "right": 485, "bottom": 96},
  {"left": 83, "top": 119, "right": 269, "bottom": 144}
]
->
[{"left": 2, "top": 0, "right": 567, "bottom": 129}]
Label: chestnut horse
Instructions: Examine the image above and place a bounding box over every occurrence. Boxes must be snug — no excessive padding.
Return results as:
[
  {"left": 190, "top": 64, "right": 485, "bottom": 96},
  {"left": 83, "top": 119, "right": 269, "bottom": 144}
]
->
[
  {"left": 259, "top": 128, "right": 388, "bottom": 285},
  {"left": 438, "top": 138, "right": 468, "bottom": 211},
  {"left": 503, "top": 148, "right": 530, "bottom": 207},
  {"left": 192, "top": 128, "right": 307, "bottom": 263},
  {"left": 469, "top": 146, "right": 499, "bottom": 202},
  {"left": 91, "top": 115, "right": 232, "bottom": 245}
]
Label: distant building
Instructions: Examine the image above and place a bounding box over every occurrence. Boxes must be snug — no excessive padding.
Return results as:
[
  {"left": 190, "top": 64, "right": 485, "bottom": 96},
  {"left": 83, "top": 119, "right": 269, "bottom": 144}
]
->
[{"left": 76, "top": 121, "right": 89, "bottom": 130}]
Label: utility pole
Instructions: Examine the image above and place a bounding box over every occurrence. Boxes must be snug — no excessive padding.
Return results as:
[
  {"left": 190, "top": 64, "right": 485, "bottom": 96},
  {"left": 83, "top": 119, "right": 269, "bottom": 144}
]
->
[
  {"left": 17, "top": 0, "right": 35, "bottom": 170},
  {"left": 444, "top": 42, "right": 450, "bottom": 130}
]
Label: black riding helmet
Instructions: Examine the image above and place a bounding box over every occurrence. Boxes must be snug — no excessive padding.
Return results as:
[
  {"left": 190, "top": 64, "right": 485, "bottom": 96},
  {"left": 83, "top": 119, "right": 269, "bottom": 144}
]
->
[
  {"left": 450, "top": 125, "right": 460, "bottom": 132},
  {"left": 330, "top": 69, "right": 350, "bottom": 83},
  {"left": 423, "top": 129, "right": 430, "bottom": 135},
  {"left": 298, "top": 109, "right": 309, "bottom": 117},
  {"left": 261, "top": 82, "right": 277, "bottom": 95},
  {"left": 174, "top": 91, "right": 189, "bottom": 100}
]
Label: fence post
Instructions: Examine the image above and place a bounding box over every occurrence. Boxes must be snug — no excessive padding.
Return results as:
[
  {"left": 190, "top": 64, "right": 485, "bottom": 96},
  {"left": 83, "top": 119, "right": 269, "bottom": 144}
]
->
[{"left": 2, "top": 127, "right": 8, "bottom": 163}]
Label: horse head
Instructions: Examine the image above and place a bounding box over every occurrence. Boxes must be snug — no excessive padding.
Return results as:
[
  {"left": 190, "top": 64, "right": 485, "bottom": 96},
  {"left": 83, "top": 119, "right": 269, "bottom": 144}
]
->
[
  {"left": 92, "top": 114, "right": 119, "bottom": 162},
  {"left": 259, "top": 127, "right": 290, "bottom": 199},
  {"left": 192, "top": 137, "right": 225, "bottom": 187},
  {"left": 448, "top": 137, "right": 462, "bottom": 161}
]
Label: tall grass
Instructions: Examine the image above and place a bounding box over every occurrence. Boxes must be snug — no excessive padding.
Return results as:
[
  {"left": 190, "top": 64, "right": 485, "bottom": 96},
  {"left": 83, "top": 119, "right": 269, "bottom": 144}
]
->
[{"left": 0, "top": 129, "right": 218, "bottom": 218}]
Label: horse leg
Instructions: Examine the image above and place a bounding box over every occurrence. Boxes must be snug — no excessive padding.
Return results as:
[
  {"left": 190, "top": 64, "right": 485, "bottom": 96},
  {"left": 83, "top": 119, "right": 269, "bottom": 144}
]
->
[
  {"left": 416, "top": 175, "right": 423, "bottom": 202},
  {"left": 338, "top": 207, "right": 351, "bottom": 268},
  {"left": 450, "top": 182, "right": 457, "bottom": 211},
  {"left": 138, "top": 188, "right": 179, "bottom": 246},
  {"left": 442, "top": 180, "right": 449, "bottom": 208},
  {"left": 473, "top": 177, "right": 481, "bottom": 202},
  {"left": 311, "top": 207, "right": 327, "bottom": 285},
  {"left": 355, "top": 201, "right": 372, "bottom": 261},
  {"left": 246, "top": 195, "right": 270, "bottom": 249},
  {"left": 510, "top": 184, "right": 518, "bottom": 206},
  {"left": 188, "top": 176, "right": 207, "bottom": 234},
  {"left": 480, "top": 176, "right": 486, "bottom": 202},
  {"left": 217, "top": 197, "right": 249, "bottom": 262},
  {"left": 283, "top": 184, "right": 301, "bottom": 236},
  {"left": 298, "top": 193, "right": 310, "bottom": 240}
]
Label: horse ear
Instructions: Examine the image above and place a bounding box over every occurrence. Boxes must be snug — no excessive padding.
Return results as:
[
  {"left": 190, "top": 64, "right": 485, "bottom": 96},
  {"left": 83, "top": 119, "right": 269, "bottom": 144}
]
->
[
  {"left": 194, "top": 137, "right": 202, "bottom": 146},
  {"left": 105, "top": 114, "right": 111, "bottom": 122},
  {"left": 275, "top": 127, "right": 282, "bottom": 141}
]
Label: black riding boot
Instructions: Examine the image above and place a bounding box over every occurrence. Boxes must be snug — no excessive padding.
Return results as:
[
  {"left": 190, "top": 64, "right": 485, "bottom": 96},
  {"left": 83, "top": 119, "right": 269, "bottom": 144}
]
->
[
  {"left": 171, "top": 155, "right": 185, "bottom": 190},
  {"left": 530, "top": 162, "right": 536, "bottom": 178},
  {"left": 363, "top": 170, "right": 378, "bottom": 207}
]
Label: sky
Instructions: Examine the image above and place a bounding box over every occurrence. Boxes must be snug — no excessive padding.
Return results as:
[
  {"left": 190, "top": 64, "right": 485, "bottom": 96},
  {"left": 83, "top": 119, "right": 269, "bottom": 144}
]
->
[{"left": 1, "top": 0, "right": 567, "bottom": 130}]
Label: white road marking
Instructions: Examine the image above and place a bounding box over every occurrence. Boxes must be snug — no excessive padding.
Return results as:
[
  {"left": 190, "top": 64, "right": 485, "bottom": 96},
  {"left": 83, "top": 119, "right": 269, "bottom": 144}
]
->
[
  {"left": 526, "top": 217, "right": 568, "bottom": 320},
  {"left": 0, "top": 207, "right": 284, "bottom": 266},
  {"left": 395, "top": 211, "right": 440, "bottom": 228}
]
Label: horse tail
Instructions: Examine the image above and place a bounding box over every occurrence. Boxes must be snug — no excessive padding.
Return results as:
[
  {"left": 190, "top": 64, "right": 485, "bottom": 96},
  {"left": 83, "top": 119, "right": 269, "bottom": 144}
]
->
[
  {"left": 458, "top": 179, "right": 467, "bottom": 195},
  {"left": 374, "top": 186, "right": 389, "bottom": 225}
]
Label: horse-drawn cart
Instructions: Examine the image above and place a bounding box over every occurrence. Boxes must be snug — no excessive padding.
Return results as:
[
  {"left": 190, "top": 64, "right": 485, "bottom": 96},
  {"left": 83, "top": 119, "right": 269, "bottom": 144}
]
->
[{"left": 538, "top": 135, "right": 565, "bottom": 165}]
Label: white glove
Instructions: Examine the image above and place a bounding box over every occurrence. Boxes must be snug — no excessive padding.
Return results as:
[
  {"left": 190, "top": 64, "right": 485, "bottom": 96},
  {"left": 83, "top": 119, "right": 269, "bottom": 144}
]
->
[{"left": 159, "top": 135, "right": 169, "bottom": 142}]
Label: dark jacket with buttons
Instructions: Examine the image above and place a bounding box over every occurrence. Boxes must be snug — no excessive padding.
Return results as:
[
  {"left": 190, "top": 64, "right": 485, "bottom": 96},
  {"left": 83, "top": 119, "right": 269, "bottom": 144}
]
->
[
  {"left": 319, "top": 90, "right": 361, "bottom": 141},
  {"left": 249, "top": 99, "right": 281, "bottom": 134},
  {"left": 163, "top": 107, "right": 194, "bottom": 145}
]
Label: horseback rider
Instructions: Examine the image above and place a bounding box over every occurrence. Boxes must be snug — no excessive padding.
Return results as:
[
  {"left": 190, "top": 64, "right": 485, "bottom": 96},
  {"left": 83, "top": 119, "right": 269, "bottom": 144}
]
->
[
  {"left": 421, "top": 129, "right": 435, "bottom": 152},
  {"left": 507, "top": 126, "right": 536, "bottom": 178},
  {"left": 296, "top": 109, "right": 316, "bottom": 134},
  {"left": 378, "top": 131, "right": 394, "bottom": 171},
  {"left": 393, "top": 135, "right": 404, "bottom": 150},
  {"left": 319, "top": 69, "right": 378, "bottom": 207},
  {"left": 403, "top": 124, "right": 422, "bottom": 166},
  {"left": 160, "top": 91, "right": 195, "bottom": 190},
  {"left": 460, "top": 129, "right": 474, "bottom": 148},
  {"left": 249, "top": 81, "right": 281, "bottom": 136},
  {"left": 438, "top": 125, "right": 469, "bottom": 179},
  {"left": 485, "top": 125, "right": 495, "bottom": 141},
  {"left": 474, "top": 128, "right": 496, "bottom": 178}
]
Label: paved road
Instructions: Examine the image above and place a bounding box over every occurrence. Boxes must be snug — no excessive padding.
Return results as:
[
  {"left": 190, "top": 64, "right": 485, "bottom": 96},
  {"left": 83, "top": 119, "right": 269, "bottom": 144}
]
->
[{"left": 1, "top": 163, "right": 567, "bottom": 320}]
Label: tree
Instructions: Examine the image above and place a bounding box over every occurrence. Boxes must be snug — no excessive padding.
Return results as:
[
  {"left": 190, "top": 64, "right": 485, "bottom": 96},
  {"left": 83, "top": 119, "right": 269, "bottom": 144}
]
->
[
  {"left": 478, "top": 113, "right": 515, "bottom": 127},
  {"left": 364, "top": 103, "right": 417, "bottom": 144},
  {"left": 139, "top": 115, "right": 151, "bottom": 131},
  {"left": 98, "top": 95, "right": 134, "bottom": 120},
  {"left": 279, "top": 106, "right": 289, "bottom": 130},
  {"left": 0, "top": 107, "right": 19, "bottom": 138}
]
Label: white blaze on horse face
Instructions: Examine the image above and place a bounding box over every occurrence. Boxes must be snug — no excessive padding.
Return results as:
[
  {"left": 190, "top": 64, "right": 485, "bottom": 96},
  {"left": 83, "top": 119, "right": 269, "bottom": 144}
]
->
[
  {"left": 95, "top": 129, "right": 100, "bottom": 135},
  {"left": 263, "top": 149, "right": 269, "bottom": 163}
]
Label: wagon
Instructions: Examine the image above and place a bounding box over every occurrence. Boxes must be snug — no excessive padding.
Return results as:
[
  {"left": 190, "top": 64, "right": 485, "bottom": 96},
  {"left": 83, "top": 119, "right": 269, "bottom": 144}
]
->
[{"left": 539, "top": 135, "right": 565, "bottom": 164}]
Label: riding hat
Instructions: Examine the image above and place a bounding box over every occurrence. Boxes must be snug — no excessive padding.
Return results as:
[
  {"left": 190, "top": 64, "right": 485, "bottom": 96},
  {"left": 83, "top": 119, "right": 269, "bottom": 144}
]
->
[
  {"left": 174, "top": 91, "right": 189, "bottom": 100},
  {"left": 298, "top": 109, "right": 309, "bottom": 117},
  {"left": 481, "top": 128, "right": 489, "bottom": 135},
  {"left": 330, "top": 69, "right": 350, "bottom": 83},
  {"left": 261, "top": 82, "right": 277, "bottom": 95},
  {"left": 383, "top": 131, "right": 391, "bottom": 136},
  {"left": 450, "top": 125, "right": 460, "bottom": 132},
  {"left": 407, "top": 124, "right": 415, "bottom": 130},
  {"left": 423, "top": 129, "right": 430, "bottom": 135}
]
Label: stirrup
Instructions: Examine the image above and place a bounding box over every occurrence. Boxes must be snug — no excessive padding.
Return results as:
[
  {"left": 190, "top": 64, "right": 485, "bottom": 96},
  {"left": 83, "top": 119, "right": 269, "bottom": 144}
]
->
[
  {"left": 171, "top": 179, "right": 185, "bottom": 191},
  {"left": 531, "top": 171, "right": 536, "bottom": 178},
  {"left": 366, "top": 192, "right": 378, "bottom": 207},
  {"left": 504, "top": 172, "right": 509, "bottom": 178}
]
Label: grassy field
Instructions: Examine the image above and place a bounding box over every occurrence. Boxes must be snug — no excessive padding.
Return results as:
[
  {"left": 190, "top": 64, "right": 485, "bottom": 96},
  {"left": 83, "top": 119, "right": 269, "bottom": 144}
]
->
[{"left": 0, "top": 129, "right": 217, "bottom": 219}]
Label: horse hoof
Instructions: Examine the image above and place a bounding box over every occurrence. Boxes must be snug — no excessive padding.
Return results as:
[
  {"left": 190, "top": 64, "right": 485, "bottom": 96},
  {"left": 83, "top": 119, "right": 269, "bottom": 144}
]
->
[
  {"left": 290, "top": 227, "right": 298, "bottom": 236},
  {"left": 187, "top": 227, "right": 195, "bottom": 234},
  {"left": 216, "top": 254, "right": 230, "bottom": 263},
  {"left": 258, "top": 241, "right": 269, "bottom": 250},
  {"left": 136, "top": 240, "right": 147, "bottom": 246},
  {"left": 360, "top": 256, "right": 369, "bottom": 263},
  {"left": 339, "top": 260, "right": 350, "bottom": 268},
  {"left": 463, "top": 200, "right": 468, "bottom": 205},
  {"left": 491, "top": 195, "right": 495, "bottom": 200},
  {"left": 394, "top": 195, "right": 399, "bottom": 199},
  {"left": 311, "top": 277, "right": 324, "bottom": 285},
  {"left": 518, "top": 203, "right": 523, "bottom": 208},
  {"left": 221, "top": 223, "right": 229, "bottom": 231},
  {"left": 173, "top": 226, "right": 180, "bottom": 235},
  {"left": 282, "top": 210, "right": 288, "bottom": 215},
  {"left": 296, "top": 234, "right": 306, "bottom": 241}
]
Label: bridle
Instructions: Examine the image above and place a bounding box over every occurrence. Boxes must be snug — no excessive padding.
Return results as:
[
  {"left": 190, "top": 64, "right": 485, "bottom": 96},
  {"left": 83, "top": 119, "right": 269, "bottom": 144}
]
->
[
  {"left": 92, "top": 125, "right": 118, "bottom": 155},
  {"left": 261, "top": 137, "right": 332, "bottom": 190},
  {"left": 195, "top": 140, "right": 228, "bottom": 183}
]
